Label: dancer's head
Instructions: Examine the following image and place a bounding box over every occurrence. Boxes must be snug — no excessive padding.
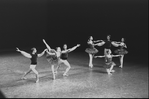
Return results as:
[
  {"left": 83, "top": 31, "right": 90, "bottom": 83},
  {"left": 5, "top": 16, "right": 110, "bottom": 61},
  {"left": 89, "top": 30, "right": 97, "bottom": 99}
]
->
[
  {"left": 106, "top": 49, "right": 112, "bottom": 55},
  {"left": 121, "top": 38, "right": 125, "bottom": 42},
  {"left": 107, "top": 35, "right": 111, "bottom": 41},
  {"left": 56, "top": 47, "right": 61, "bottom": 52},
  {"left": 31, "top": 47, "right": 37, "bottom": 54},
  {"left": 63, "top": 44, "right": 67, "bottom": 50},
  {"left": 89, "top": 36, "right": 93, "bottom": 41}
]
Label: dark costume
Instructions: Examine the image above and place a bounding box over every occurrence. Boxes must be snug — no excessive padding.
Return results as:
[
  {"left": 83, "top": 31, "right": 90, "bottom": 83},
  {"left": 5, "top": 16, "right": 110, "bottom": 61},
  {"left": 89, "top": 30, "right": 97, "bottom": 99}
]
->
[{"left": 30, "top": 53, "right": 37, "bottom": 65}]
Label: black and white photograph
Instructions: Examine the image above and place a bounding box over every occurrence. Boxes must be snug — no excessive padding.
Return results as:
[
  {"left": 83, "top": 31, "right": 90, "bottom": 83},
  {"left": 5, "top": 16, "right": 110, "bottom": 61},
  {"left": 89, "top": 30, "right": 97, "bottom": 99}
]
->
[{"left": 0, "top": 0, "right": 148, "bottom": 98}]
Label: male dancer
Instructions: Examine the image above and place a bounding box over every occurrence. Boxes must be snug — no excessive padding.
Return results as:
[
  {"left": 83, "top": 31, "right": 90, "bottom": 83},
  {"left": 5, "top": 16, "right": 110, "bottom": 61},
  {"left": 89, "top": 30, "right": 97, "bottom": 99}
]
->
[{"left": 16, "top": 47, "right": 47, "bottom": 83}]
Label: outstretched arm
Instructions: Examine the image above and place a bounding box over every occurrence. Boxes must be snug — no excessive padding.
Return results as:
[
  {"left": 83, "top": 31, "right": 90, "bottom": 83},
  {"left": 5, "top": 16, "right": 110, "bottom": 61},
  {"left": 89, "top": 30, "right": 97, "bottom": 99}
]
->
[
  {"left": 112, "top": 54, "right": 121, "bottom": 57},
  {"left": 94, "top": 55, "right": 105, "bottom": 58},
  {"left": 43, "top": 39, "right": 52, "bottom": 51},
  {"left": 16, "top": 47, "right": 31, "bottom": 58},
  {"left": 111, "top": 41, "right": 119, "bottom": 47},
  {"left": 38, "top": 49, "right": 47, "bottom": 57},
  {"left": 63, "top": 44, "right": 80, "bottom": 53}
]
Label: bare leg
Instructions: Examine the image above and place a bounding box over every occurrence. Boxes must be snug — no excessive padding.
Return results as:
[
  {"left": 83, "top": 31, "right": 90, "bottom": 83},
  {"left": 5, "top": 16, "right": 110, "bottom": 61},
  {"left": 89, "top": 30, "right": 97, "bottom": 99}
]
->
[
  {"left": 21, "top": 68, "right": 32, "bottom": 79},
  {"left": 31, "top": 67, "right": 39, "bottom": 83},
  {"left": 109, "top": 63, "right": 115, "bottom": 74},
  {"left": 63, "top": 60, "right": 71, "bottom": 76},
  {"left": 89, "top": 54, "right": 93, "bottom": 68},
  {"left": 119, "top": 55, "right": 124, "bottom": 68},
  {"left": 51, "top": 64, "right": 56, "bottom": 80}
]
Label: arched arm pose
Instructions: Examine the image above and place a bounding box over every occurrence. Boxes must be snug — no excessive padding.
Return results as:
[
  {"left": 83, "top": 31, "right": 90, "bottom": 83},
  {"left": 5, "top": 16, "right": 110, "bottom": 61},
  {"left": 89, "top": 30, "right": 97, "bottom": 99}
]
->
[
  {"left": 85, "top": 36, "right": 99, "bottom": 68},
  {"left": 94, "top": 50, "right": 121, "bottom": 75},
  {"left": 16, "top": 47, "right": 46, "bottom": 83},
  {"left": 114, "top": 38, "right": 128, "bottom": 68}
]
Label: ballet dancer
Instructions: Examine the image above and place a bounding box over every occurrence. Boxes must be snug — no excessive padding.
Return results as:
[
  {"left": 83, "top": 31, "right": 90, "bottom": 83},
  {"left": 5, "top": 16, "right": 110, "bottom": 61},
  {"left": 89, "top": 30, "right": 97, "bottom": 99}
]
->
[
  {"left": 85, "top": 36, "right": 103, "bottom": 68},
  {"left": 94, "top": 49, "right": 121, "bottom": 75},
  {"left": 43, "top": 39, "right": 60, "bottom": 80},
  {"left": 96, "top": 35, "right": 119, "bottom": 55},
  {"left": 55, "top": 43, "right": 80, "bottom": 76},
  {"left": 114, "top": 38, "right": 128, "bottom": 68},
  {"left": 16, "top": 47, "right": 47, "bottom": 83}
]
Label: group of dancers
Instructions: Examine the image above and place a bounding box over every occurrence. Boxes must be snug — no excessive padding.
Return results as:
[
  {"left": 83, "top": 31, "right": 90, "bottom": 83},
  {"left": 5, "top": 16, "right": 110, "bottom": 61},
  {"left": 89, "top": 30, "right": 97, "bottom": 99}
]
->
[
  {"left": 85, "top": 35, "right": 128, "bottom": 75},
  {"left": 16, "top": 35, "right": 128, "bottom": 83}
]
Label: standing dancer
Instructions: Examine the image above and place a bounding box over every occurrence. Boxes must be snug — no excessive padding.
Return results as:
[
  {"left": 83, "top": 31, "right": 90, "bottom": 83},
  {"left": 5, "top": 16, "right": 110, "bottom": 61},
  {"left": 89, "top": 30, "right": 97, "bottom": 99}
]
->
[
  {"left": 43, "top": 39, "right": 60, "bottom": 80},
  {"left": 114, "top": 38, "right": 128, "bottom": 68},
  {"left": 55, "top": 44, "right": 80, "bottom": 76},
  {"left": 16, "top": 47, "right": 47, "bottom": 83},
  {"left": 94, "top": 49, "right": 121, "bottom": 75},
  {"left": 85, "top": 36, "right": 104, "bottom": 68}
]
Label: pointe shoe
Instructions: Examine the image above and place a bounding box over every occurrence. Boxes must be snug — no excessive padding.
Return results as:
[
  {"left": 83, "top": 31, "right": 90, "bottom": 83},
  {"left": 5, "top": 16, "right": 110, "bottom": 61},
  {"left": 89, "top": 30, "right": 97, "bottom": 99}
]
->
[
  {"left": 63, "top": 73, "right": 68, "bottom": 76},
  {"left": 119, "top": 65, "right": 123, "bottom": 68},
  {"left": 111, "top": 70, "right": 115, "bottom": 73},
  {"left": 36, "top": 79, "right": 39, "bottom": 83},
  {"left": 21, "top": 77, "right": 27, "bottom": 80},
  {"left": 89, "top": 64, "right": 93, "bottom": 68},
  {"left": 106, "top": 69, "right": 112, "bottom": 75}
]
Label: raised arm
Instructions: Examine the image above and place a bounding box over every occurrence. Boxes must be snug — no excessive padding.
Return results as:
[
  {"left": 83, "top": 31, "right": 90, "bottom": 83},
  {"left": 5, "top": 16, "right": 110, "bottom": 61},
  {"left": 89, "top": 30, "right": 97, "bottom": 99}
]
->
[
  {"left": 63, "top": 44, "right": 80, "bottom": 53},
  {"left": 16, "top": 47, "right": 32, "bottom": 58},
  {"left": 43, "top": 39, "right": 52, "bottom": 51},
  {"left": 38, "top": 49, "right": 47, "bottom": 57}
]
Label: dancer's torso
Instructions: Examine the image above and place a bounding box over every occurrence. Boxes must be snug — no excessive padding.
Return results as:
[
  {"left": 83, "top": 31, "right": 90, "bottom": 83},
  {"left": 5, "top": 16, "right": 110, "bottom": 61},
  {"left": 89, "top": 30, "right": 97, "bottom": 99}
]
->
[{"left": 30, "top": 53, "right": 37, "bottom": 65}]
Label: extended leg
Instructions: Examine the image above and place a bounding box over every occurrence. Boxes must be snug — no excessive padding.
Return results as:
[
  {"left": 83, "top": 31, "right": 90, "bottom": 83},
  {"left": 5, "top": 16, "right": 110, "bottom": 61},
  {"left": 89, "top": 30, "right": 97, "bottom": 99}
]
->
[
  {"left": 31, "top": 67, "right": 39, "bottom": 83},
  {"left": 21, "top": 68, "right": 32, "bottom": 80}
]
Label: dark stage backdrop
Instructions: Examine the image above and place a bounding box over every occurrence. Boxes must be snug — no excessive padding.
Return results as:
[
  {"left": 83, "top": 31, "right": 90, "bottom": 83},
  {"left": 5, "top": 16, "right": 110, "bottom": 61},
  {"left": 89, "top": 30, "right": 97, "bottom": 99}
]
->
[{"left": 0, "top": 0, "right": 148, "bottom": 63}]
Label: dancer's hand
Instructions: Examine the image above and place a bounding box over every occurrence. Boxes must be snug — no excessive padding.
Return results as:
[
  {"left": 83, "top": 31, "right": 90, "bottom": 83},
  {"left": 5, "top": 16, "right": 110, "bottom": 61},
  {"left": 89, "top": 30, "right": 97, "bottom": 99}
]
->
[
  {"left": 77, "top": 44, "right": 80, "bottom": 47},
  {"left": 94, "top": 56, "right": 98, "bottom": 58},
  {"left": 43, "top": 39, "right": 46, "bottom": 43},
  {"left": 16, "top": 47, "right": 20, "bottom": 52}
]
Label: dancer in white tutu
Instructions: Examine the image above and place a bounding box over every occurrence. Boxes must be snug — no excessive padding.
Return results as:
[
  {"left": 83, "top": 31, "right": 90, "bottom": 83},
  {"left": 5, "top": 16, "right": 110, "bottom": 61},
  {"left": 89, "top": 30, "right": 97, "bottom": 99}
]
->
[
  {"left": 114, "top": 38, "right": 128, "bottom": 68},
  {"left": 94, "top": 49, "right": 121, "bottom": 75},
  {"left": 85, "top": 36, "right": 104, "bottom": 68},
  {"left": 16, "top": 47, "right": 47, "bottom": 83}
]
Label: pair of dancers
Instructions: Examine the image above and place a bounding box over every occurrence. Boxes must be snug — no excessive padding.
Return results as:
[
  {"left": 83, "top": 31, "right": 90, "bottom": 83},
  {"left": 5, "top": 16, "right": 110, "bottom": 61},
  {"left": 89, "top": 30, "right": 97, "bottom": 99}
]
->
[
  {"left": 16, "top": 39, "right": 80, "bottom": 83},
  {"left": 85, "top": 35, "right": 128, "bottom": 74}
]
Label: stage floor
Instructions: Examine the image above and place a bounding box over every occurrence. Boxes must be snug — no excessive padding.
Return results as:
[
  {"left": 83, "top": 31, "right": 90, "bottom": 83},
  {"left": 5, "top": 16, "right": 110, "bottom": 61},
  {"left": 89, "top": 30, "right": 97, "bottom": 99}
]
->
[{"left": 0, "top": 52, "right": 148, "bottom": 98}]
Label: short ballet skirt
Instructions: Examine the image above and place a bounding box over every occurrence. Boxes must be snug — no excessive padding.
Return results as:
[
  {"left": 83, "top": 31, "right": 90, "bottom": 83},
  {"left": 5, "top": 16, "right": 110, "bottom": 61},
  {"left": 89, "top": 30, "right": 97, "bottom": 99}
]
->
[
  {"left": 46, "top": 53, "right": 59, "bottom": 64},
  {"left": 85, "top": 48, "right": 98, "bottom": 54},
  {"left": 104, "top": 61, "right": 116, "bottom": 68},
  {"left": 114, "top": 48, "right": 128, "bottom": 55}
]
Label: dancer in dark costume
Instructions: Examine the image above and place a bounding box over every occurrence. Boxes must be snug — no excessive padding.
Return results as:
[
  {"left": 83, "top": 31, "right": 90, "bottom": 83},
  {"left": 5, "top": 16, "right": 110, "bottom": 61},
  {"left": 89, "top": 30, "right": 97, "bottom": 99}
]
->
[
  {"left": 55, "top": 44, "right": 80, "bottom": 76},
  {"left": 96, "top": 35, "right": 119, "bottom": 55},
  {"left": 94, "top": 49, "right": 121, "bottom": 75},
  {"left": 16, "top": 47, "right": 47, "bottom": 83},
  {"left": 114, "top": 38, "right": 128, "bottom": 68},
  {"left": 85, "top": 36, "right": 104, "bottom": 68}
]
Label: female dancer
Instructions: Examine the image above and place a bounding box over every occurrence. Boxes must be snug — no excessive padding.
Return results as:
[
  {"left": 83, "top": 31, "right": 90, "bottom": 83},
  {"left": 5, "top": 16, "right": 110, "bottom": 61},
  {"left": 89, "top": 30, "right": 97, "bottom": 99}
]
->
[
  {"left": 94, "top": 49, "right": 121, "bottom": 75},
  {"left": 55, "top": 44, "right": 80, "bottom": 76},
  {"left": 114, "top": 38, "right": 128, "bottom": 68},
  {"left": 16, "top": 47, "right": 47, "bottom": 83},
  {"left": 43, "top": 39, "right": 60, "bottom": 80},
  {"left": 85, "top": 36, "right": 104, "bottom": 68}
]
